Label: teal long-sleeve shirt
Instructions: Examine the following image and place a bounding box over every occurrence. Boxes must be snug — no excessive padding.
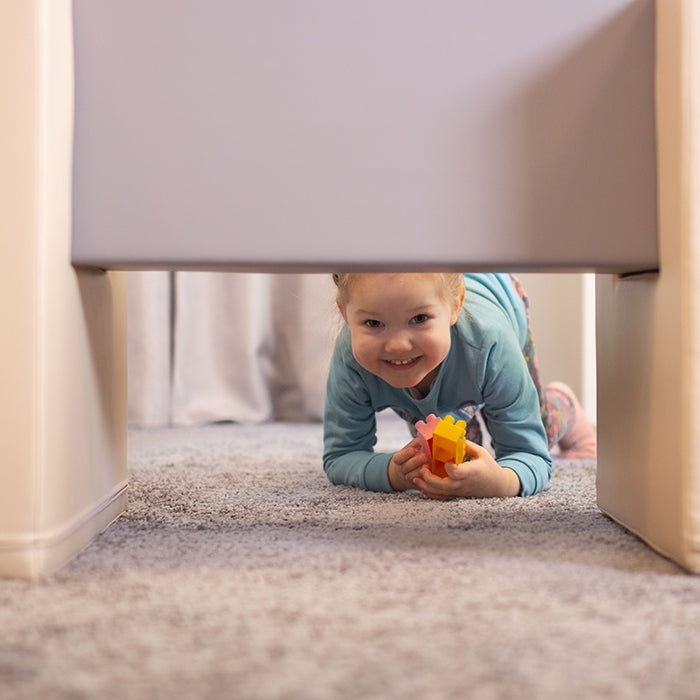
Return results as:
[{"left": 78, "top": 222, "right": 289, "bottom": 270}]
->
[{"left": 322, "top": 274, "right": 552, "bottom": 497}]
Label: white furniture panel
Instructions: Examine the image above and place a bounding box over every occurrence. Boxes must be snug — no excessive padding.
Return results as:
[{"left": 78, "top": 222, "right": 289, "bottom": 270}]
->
[{"left": 71, "top": 0, "right": 657, "bottom": 273}]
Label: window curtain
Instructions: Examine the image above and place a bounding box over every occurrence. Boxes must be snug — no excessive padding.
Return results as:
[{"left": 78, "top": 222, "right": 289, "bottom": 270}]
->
[{"left": 127, "top": 272, "right": 340, "bottom": 428}]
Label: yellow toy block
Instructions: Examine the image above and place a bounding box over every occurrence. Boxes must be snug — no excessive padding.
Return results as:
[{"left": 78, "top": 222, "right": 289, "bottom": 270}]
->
[{"left": 432, "top": 416, "right": 467, "bottom": 467}]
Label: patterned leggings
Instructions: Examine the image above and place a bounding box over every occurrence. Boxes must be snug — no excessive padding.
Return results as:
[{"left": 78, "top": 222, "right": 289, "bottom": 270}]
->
[{"left": 464, "top": 275, "right": 575, "bottom": 450}]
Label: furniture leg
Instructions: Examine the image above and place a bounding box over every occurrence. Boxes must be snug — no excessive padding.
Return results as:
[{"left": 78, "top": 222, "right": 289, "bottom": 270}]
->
[
  {"left": 0, "top": 0, "right": 128, "bottom": 579},
  {"left": 595, "top": 0, "right": 700, "bottom": 573}
]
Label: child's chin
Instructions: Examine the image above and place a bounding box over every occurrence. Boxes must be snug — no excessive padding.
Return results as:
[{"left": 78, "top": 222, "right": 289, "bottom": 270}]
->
[{"left": 383, "top": 375, "right": 419, "bottom": 389}]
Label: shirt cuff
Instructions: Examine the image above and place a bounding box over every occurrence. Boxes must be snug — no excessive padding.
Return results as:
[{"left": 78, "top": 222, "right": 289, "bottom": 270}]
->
[
  {"left": 363, "top": 453, "right": 395, "bottom": 493},
  {"left": 497, "top": 454, "right": 551, "bottom": 497}
]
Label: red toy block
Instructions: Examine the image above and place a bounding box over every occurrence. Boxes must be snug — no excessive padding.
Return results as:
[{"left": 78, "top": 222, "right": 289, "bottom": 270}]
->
[{"left": 431, "top": 458, "right": 449, "bottom": 479}]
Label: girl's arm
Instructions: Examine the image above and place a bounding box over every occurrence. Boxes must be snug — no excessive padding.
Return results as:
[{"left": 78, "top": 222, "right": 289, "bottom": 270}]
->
[
  {"left": 477, "top": 326, "right": 552, "bottom": 496},
  {"left": 323, "top": 351, "right": 397, "bottom": 492}
]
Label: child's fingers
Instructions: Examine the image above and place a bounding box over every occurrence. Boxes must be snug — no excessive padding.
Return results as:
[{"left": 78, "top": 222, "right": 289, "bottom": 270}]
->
[
  {"left": 444, "top": 460, "right": 474, "bottom": 480},
  {"left": 392, "top": 443, "right": 418, "bottom": 466},
  {"left": 415, "top": 466, "right": 457, "bottom": 492},
  {"left": 412, "top": 472, "right": 457, "bottom": 499},
  {"left": 462, "top": 440, "right": 485, "bottom": 460},
  {"left": 394, "top": 439, "right": 427, "bottom": 467},
  {"left": 404, "top": 453, "right": 430, "bottom": 477},
  {"left": 404, "top": 460, "right": 429, "bottom": 481}
]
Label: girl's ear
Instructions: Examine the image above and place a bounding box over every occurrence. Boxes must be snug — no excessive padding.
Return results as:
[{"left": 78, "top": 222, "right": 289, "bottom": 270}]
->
[{"left": 450, "top": 287, "right": 466, "bottom": 325}]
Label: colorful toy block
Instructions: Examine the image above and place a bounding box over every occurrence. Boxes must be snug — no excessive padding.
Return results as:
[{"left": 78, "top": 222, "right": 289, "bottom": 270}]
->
[
  {"left": 414, "top": 414, "right": 467, "bottom": 478},
  {"left": 414, "top": 413, "right": 440, "bottom": 463},
  {"left": 432, "top": 415, "right": 467, "bottom": 466}
]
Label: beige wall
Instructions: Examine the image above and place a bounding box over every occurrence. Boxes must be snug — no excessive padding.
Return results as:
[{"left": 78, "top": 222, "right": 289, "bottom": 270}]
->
[{"left": 515, "top": 273, "right": 596, "bottom": 423}]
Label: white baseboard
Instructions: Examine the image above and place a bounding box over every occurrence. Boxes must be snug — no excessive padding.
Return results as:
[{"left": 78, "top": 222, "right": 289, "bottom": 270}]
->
[{"left": 0, "top": 483, "right": 128, "bottom": 580}]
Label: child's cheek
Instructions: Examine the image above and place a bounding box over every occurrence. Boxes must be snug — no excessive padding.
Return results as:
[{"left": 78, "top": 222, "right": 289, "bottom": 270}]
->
[
  {"left": 350, "top": 338, "right": 372, "bottom": 372},
  {"left": 443, "top": 329, "right": 454, "bottom": 357},
  {"left": 358, "top": 341, "right": 385, "bottom": 376}
]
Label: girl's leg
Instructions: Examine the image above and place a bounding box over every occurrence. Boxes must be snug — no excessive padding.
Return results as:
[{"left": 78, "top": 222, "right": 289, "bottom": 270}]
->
[
  {"left": 545, "top": 382, "right": 597, "bottom": 458},
  {"left": 464, "top": 416, "right": 483, "bottom": 445},
  {"left": 509, "top": 275, "right": 596, "bottom": 457}
]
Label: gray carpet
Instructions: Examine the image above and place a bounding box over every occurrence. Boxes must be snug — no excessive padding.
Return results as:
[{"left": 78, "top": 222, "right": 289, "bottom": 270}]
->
[{"left": 1, "top": 419, "right": 699, "bottom": 700}]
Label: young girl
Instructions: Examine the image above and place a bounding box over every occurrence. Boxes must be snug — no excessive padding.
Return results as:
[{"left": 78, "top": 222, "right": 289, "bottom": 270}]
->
[{"left": 323, "top": 273, "right": 596, "bottom": 498}]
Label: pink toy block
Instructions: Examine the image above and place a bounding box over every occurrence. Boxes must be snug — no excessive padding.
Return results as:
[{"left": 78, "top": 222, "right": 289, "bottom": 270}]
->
[{"left": 414, "top": 414, "right": 440, "bottom": 462}]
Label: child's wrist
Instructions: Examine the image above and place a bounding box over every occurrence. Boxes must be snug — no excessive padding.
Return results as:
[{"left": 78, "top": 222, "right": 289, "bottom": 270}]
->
[
  {"left": 500, "top": 467, "right": 521, "bottom": 497},
  {"left": 387, "top": 459, "right": 401, "bottom": 491}
]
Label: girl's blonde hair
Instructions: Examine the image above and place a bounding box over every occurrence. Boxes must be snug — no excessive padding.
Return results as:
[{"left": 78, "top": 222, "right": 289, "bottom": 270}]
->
[{"left": 332, "top": 272, "right": 465, "bottom": 305}]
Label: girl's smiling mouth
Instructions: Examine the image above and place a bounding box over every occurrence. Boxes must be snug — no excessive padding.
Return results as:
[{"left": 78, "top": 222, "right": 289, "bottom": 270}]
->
[{"left": 384, "top": 357, "right": 420, "bottom": 368}]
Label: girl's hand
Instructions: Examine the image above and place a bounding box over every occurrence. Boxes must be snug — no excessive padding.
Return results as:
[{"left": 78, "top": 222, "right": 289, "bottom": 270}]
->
[
  {"left": 412, "top": 440, "right": 521, "bottom": 499},
  {"left": 388, "top": 438, "right": 430, "bottom": 491}
]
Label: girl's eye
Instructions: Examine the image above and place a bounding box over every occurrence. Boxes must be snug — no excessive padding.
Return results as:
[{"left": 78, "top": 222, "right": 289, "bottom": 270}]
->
[
  {"left": 411, "top": 314, "right": 429, "bottom": 324},
  {"left": 364, "top": 319, "right": 383, "bottom": 328}
]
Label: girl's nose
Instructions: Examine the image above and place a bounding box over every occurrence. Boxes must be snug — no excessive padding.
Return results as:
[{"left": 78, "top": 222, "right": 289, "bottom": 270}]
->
[{"left": 384, "top": 331, "right": 412, "bottom": 353}]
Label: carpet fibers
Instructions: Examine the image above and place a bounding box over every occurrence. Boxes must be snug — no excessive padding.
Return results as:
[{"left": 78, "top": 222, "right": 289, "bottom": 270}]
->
[{"left": 1, "top": 420, "right": 699, "bottom": 699}]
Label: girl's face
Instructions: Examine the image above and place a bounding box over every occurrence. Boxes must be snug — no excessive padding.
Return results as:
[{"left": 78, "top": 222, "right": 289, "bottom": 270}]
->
[{"left": 338, "top": 274, "right": 465, "bottom": 396}]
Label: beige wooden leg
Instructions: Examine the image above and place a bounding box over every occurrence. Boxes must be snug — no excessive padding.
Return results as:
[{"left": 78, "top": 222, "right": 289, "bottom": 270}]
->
[
  {"left": 0, "top": 0, "right": 127, "bottom": 578},
  {"left": 595, "top": 0, "right": 700, "bottom": 573}
]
